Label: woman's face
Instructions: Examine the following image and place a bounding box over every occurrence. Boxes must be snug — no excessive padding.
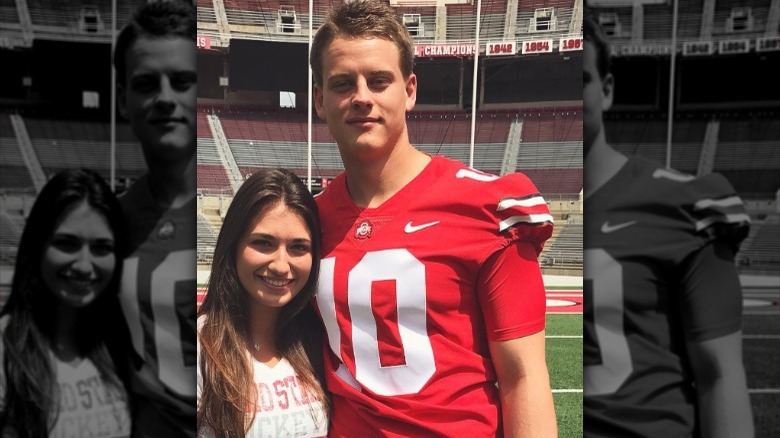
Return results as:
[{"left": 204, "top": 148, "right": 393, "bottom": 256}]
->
[
  {"left": 40, "top": 201, "right": 116, "bottom": 308},
  {"left": 236, "top": 203, "right": 313, "bottom": 310}
]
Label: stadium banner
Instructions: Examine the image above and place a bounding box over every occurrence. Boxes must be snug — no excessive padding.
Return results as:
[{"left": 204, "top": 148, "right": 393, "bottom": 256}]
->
[
  {"left": 197, "top": 35, "right": 211, "bottom": 50},
  {"left": 610, "top": 44, "right": 673, "bottom": 56},
  {"left": 486, "top": 41, "right": 517, "bottom": 56},
  {"left": 756, "top": 36, "right": 780, "bottom": 52},
  {"left": 521, "top": 39, "right": 553, "bottom": 54},
  {"left": 301, "top": 177, "right": 330, "bottom": 188},
  {"left": 683, "top": 41, "right": 714, "bottom": 56},
  {"left": 415, "top": 43, "right": 477, "bottom": 57},
  {"left": 559, "top": 37, "right": 583, "bottom": 52},
  {"left": 719, "top": 39, "right": 750, "bottom": 55}
]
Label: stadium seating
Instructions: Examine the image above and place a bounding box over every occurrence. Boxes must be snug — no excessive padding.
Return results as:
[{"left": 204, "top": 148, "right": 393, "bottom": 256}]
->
[
  {"left": 737, "top": 214, "right": 780, "bottom": 273},
  {"left": 24, "top": 116, "right": 145, "bottom": 180},
  {"left": 540, "top": 220, "right": 583, "bottom": 269}
]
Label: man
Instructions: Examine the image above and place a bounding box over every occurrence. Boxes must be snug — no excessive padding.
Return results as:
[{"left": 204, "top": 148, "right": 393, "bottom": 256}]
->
[
  {"left": 113, "top": 1, "right": 197, "bottom": 436},
  {"left": 582, "top": 15, "right": 754, "bottom": 437},
  {"left": 310, "top": 1, "right": 558, "bottom": 436}
]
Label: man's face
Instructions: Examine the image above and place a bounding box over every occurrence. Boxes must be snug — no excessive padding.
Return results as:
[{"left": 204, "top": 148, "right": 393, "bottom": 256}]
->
[
  {"left": 314, "top": 37, "right": 416, "bottom": 161},
  {"left": 119, "top": 35, "right": 196, "bottom": 165},
  {"left": 583, "top": 41, "right": 613, "bottom": 156}
]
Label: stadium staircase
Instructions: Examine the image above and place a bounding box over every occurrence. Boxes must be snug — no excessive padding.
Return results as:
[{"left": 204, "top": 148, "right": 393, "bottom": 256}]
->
[
  {"left": 697, "top": 119, "right": 719, "bottom": 176},
  {"left": 213, "top": 0, "right": 230, "bottom": 46},
  {"left": 207, "top": 114, "right": 244, "bottom": 193},
  {"left": 769, "top": 0, "right": 780, "bottom": 33},
  {"left": 9, "top": 114, "right": 46, "bottom": 192},
  {"left": 500, "top": 118, "right": 521, "bottom": 175}
]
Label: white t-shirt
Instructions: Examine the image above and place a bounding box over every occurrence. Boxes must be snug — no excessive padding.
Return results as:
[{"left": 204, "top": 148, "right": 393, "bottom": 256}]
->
[
  {"left": 197, "top": 316, "right": 328, "bottom": 438},
  {"left": 198, "top": 357, "right": 328, "bottom": 438},
  {"left": 0, "top": 316, "right": 131, "bottom": 438}
]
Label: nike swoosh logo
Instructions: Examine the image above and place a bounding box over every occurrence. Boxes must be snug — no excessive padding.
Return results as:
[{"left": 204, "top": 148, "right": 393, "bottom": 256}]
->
[
  {"left": 404, "top": 221, "right": 440, "bottom": 233},
  {"left": 601, "top": 220, "right": 637, "bottom": 234}
]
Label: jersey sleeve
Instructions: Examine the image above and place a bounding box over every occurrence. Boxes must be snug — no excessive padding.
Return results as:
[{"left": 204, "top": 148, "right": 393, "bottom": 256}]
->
[
  {"left": 682, "top": 172, "right": 750, "bottom": 251},
  {"left": 479, "top": 171, "right": 554, "bottom": 257},
  {"left": 679, "top": 241, "right": 743, "bottom": 342},
  {"left": 477, "top": 241, "right": 547, "bottom": 342}
]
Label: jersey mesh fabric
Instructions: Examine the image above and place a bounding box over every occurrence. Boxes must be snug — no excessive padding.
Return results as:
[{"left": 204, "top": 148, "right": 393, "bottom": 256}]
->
[
  {"left": 119, "top": 174, "right": 197, "bottom": 436},
  {"left": 583, "top": 156, "right": 750, "bottom": 437},
  {"left": 315, "top": 156, "right": 553, "bottom": 437}
]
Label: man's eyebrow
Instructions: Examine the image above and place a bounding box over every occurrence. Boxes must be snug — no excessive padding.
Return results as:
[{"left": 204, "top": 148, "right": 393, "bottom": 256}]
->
[
  {"left": 327, "top": 73, "right": 352, "bottom": 83},
  {"left": 368, "top": 70, "right": 394, "bottom": 77}
]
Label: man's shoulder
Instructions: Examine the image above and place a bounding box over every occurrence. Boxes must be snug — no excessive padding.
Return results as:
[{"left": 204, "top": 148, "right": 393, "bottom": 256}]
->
[{"left": 624, "top": 156, "right": 750, "bottom": 245}]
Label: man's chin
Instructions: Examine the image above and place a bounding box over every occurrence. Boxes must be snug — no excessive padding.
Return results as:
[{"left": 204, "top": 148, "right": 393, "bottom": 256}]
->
[{"left": 142, "top": 139, "right": 195, "bottom": 162}]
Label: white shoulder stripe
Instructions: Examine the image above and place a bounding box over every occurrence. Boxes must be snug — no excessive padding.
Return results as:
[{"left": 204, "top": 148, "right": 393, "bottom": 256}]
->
[
  {"left": 455, "top": 168, "right": 499, "bottom": 182},
  {"left": 694, "top": 196, "right": 743, "bottom": 210},
  {"left": 499, "top": 214, "right": 555, "bottom": 232},
  {"left": 652, "top": 169, "right": 695, "bottom": 182},
  {"left": 695, "top": 213, "right": 751, "bottom": 232},
  {"left": 497, "top": 196, "right": 547, "bottom": 211}
]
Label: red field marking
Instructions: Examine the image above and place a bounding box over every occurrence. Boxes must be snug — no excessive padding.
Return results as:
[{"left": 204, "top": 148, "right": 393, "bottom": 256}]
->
[
  {"left": 198, "top": 288, "right": 584, "bottom": 314},
  {"left": 546, "top": 290, "right": 583, "bottom": 314},
  {"left": 197, "top": 288, "right": 207, "bottom": 310}
]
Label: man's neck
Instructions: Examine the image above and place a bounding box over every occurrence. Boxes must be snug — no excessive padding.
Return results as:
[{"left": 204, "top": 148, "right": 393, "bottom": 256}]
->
[
  {"left": 584, "top": 129, "right": 627, "bottom": 198},
  {"left": 343, "top": 142, "right": 431, "bottom": 209},
  {"left": 146, "top": 153, "right": 197, "bottom": 209}
]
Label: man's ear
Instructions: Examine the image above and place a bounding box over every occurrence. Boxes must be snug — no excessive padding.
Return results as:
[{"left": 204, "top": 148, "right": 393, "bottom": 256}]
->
[
  {"left": 313, "top": 83, "right": 326, "bottom": 121},
  {"left": 405, "top": 73, "right": 417, "bottom": 113},
  {"left": 117, "top": 82, "right": 128, "bottom": 119},
  {"left": 601, "top": 72, "right": 614, "bottom": 112}
]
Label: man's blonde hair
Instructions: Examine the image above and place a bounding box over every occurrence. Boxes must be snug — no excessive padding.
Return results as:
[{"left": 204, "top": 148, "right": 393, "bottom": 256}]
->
[{"left": 310, "top": 0, "right": 415, "bottom": 86}]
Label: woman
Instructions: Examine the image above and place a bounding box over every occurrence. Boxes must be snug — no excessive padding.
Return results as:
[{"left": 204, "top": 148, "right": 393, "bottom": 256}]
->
[
  {"left": 0, "top": 169, "right": 131, "bottom": 437},
  {"left": 198, "top": 168, "right": 329, "bottom": 437}
]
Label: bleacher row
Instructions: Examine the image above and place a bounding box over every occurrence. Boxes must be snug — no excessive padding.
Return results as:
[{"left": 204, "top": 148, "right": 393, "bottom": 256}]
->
[
  {"left": 0, "top": 0, "right": 136, "bottom": 45},
  {"left": 605, "top": 117, "right": 780, "bottom": 196},
  {"left": 197, "top": 0, "right": 580, "bottom": 45},
  {"left": 595, "top": 0, "right": 777, "bottom": 41},
  {"left": 196, "top": 109, "right": 584, "bottom": 197},
  {"left": 0, "top": 113, "right": 144, "bottom": 189}
]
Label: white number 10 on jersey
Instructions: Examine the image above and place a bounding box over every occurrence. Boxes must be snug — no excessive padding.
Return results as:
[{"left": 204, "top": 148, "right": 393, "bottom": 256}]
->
[{"left": 318, "top": 249, "right": 436, "bottom": 396}]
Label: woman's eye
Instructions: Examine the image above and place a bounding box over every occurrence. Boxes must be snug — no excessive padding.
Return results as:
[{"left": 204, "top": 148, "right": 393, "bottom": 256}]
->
[
  {"left": 291, "top": 244, "right": 311, "bottom": 254},
  {"left": 52, "top": 239, "right": 80, "bottom": 253},
  {"left": 92, "top": 242, "right": 115, "bottom": 256}
]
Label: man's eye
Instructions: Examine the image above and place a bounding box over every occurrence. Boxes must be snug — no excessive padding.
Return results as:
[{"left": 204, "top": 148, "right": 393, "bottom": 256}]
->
[
  {"left": 332, "top": 81, "right": 352, "bottom": 91},
  {"left": 171, "top": 73, "right": 196, "bottom": 91},
  {"left": 131, "top": 77, "right": 157, "bottom": 93},
  {"left": 372, "top": 78, "right": 390, "bottom": 87}
]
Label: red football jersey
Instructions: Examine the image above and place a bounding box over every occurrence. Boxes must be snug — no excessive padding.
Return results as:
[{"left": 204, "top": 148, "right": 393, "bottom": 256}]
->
[
  {"left": 119, "top": 174, "right": 197, "bottom": 436},
  {"left": 583, "top": 156, "right": 750, "bottom": 437},
  {"left": 314, "top": 156, "right": 553, "bottom": 437}
]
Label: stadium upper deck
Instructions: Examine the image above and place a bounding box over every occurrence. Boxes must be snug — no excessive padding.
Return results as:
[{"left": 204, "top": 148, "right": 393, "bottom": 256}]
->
[{"left": 197, "top": 0, "right": 582, "bottom": 49}]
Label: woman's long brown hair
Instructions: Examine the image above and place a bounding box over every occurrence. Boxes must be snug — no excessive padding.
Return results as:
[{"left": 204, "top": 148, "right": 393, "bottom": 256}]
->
[{"left": 197, "top": 168, "right": 328, "bottom": 436}]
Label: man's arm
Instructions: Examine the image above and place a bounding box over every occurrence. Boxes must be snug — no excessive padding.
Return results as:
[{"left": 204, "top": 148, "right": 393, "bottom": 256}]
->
[
  {"left": 687, "top": 330, "right": 754, "bottom": 437},
  {"left": 489, "top": 331, "right": 558, "bottom": 438},
  {"left": 680, "top": 241, "right": 754, "bottom": 437}
]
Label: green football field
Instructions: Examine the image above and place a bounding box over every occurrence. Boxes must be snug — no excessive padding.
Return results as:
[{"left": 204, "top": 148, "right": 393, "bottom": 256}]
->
[{"left": 546, "top": 313, "right": 583, "bottom": 437}]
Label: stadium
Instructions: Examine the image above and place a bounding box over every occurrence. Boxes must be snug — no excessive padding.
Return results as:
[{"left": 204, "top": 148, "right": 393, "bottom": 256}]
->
[
  {"left": 0, "top": 0, "right": 777, "bottom": 436},
  {"left": 194, "top": 0, "right": 584, "bottom": 434}
]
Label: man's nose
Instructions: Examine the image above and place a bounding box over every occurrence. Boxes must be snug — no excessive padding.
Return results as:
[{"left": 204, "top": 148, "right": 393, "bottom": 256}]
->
[{"left": 351, "top": 78, "right": 373, "bottom": 109}]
